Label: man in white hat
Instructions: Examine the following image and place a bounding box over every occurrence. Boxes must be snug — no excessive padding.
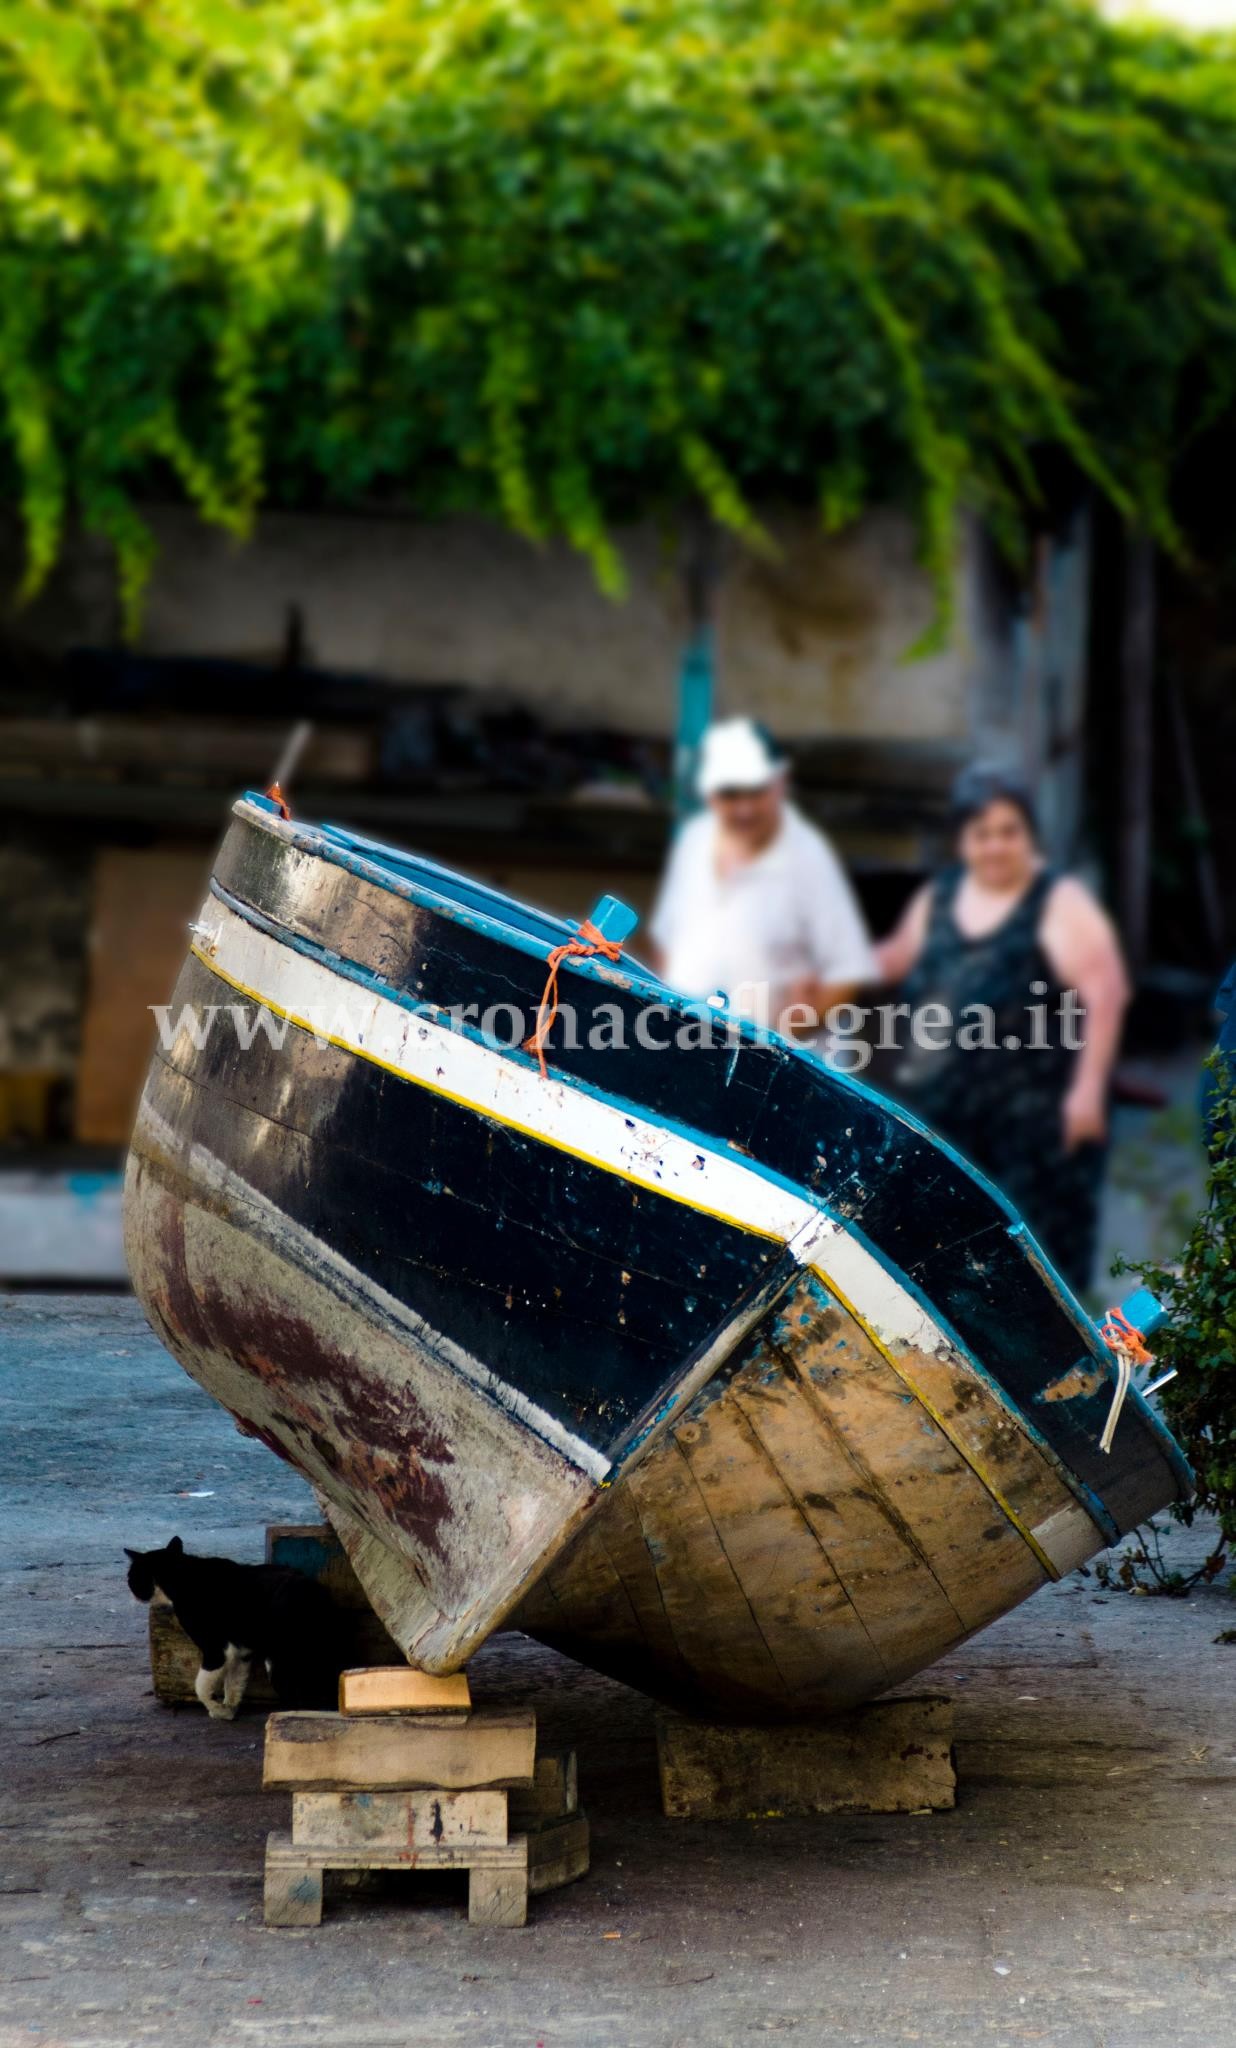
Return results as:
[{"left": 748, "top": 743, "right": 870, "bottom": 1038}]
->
[{"left": 649, "top": 718, "right": 875, "bottom": 1041}]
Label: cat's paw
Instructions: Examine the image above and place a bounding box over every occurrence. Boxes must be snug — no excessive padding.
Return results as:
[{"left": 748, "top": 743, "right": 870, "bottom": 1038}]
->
[{"left": 205, "top": 1701, "right": 236, "bottom": 1721}]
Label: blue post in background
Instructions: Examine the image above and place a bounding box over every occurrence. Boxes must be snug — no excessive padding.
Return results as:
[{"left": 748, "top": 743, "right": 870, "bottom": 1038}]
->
[
  {"left": 673, "top": 625, "right": 714, "bottom": 824},
  {"left": 672, "top": 510, "right": 719, "bottom": 823}
]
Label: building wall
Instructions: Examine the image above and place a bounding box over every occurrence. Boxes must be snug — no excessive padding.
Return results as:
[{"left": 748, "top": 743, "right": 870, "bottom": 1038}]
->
[{"left": 15, "top": 502, "right": 977, "bottom": 743}]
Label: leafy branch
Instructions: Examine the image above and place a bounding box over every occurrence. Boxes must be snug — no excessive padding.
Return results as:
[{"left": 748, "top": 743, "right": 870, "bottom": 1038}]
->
[{"left": 4, "top": 0, "right": 1236, "bottom": 628}]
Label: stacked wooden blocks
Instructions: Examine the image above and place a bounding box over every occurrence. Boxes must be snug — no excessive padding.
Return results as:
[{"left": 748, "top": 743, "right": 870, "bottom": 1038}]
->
[{"left": 262, "top": 1667, "right": 588, "bottom": 1928}]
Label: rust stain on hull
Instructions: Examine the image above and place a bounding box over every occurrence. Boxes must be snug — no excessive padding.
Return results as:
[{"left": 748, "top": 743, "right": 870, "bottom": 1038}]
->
[
  {"left": 138, "top": 1164, "right": 456, "bottom": 1560},
  {"left": 1040, "top": 1363, "right": 1107, "bottom": 1403}
]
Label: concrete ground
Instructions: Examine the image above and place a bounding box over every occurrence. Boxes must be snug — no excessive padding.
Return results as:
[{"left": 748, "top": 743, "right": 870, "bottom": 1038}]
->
[{"left": 2, "top": 1293, "right": 1235, "bottom": 2048}]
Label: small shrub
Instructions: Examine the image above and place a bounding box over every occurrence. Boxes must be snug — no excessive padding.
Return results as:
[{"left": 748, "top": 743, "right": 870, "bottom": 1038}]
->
[{"left": 1108, "top": 1056, "right": 1236, "bottom": 1591}]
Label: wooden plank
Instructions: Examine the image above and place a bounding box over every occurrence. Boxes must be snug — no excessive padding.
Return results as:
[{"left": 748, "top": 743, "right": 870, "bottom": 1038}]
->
[
  {"left": 673, "top": 1370, "right": 890, "bottom": 1710},
  {"left": 884, "top": 1345, "right": 1069, "bottom": 1531},
  {"left": 263, "top": 1844, "right": 324, "bottom": 1927},
  {"left": 527, "top": 1813, "right": 590, "bottom": 1895},
  {"left": 758, "top": 1282, "right": 976, "bottom": 1641},
  {"left": 468, "top": 1865, "right": 529, "bottom": 1928},
  {"left": 263, "top": 1708, "right": 536, "bottom": 1791},
  {"left": 518, "top": 1482, "right": 696, "bottom": 1702},
  {"left": 656, "top": 1696, "right": 955, "bottom": 1820},
  {"left": 589, "top": 1482, "right": 697, "bottom": 1685},
  {"left": 722, "top": 1326, "right": 939, "bottom": 1695},
  {"left": 521, "top": 1521, "right": 686, "bottom": 1709},
  {"left": 508, "top": 1749, "right": 577, "bottom": 1829},
  {"left": 338, "top": 1667, "right": 471, "bottom": 1715},
  {"left": 524, "top": 1504, "right": 646, "bottom": 1658},
  {"left": 786, "top": 1278, "right": 1046, "bottom": 1633},
  {"left": 623, "top": 1420, "right": 790, "bottom": 1718},
  {"left": 291, "top": 1789, "right": 506, "bottom": 1849},
  {"left": 265, "top": 1828, "right": 528, "bottom": 1875},
  {"left": 881, "top": 1342, "right": 1098, "bottom": 1576}
]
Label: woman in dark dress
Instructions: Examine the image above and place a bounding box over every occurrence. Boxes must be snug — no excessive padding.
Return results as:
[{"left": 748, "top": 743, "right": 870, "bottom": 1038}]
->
[{"left": 875, "top": 768, "right": 1130, "bottom": 1295}]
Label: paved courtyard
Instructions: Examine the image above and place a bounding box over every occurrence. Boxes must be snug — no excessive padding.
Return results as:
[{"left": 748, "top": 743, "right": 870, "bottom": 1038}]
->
[{"left": 2, "top": 1291, "right": 1235, "bottom": 2048}]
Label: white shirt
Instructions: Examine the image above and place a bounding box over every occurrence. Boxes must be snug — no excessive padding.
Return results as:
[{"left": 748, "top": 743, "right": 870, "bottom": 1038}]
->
[{"left": 650, "top": 802, "right": 876, "bottom": 1029}]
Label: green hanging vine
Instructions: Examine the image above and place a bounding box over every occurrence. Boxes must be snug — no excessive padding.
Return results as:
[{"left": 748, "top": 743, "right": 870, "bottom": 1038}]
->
[{"left": 3, "top": 0, "right": 1236, "bottom": 634}]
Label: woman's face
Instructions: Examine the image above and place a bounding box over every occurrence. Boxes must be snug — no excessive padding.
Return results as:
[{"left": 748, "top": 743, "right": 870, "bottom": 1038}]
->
[{"left": 959, "top": 798, "right": 1037, "bottom": 891}]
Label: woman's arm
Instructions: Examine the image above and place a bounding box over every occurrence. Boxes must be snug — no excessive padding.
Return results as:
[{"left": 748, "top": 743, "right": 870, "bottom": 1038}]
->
[
  {"left": 873, "top": 883, "right": 932, "bottom": 986},
  {"left": 1041, "top": 878, "right": 1132, "bottom": 1150}
]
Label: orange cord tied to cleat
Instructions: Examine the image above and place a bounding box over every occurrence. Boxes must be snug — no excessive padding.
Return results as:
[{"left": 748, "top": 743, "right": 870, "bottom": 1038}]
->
[
  {"left": 265, "top": 781, "right": 291, "bottom": 820},
  {"left": 525, "top": 919, "right": 623, "bottom": 1078},
  {"left": 1098, "top": 1306, "right": 1154, "bottom": 1454}
]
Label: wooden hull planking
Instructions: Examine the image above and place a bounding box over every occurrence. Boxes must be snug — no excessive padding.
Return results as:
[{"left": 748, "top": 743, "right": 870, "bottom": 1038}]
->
[{"left": 514, "top": 1272, "right": 1097, "bottom": 1718}]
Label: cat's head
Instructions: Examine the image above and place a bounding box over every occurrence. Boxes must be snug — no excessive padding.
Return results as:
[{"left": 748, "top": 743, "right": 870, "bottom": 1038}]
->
[{"left": 124, "top": 1535, "right": 184, "bottom": 1602}]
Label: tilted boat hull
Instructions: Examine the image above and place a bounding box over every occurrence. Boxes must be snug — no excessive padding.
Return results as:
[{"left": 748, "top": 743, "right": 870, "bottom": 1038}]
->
[{"left": 125, "top": 796, "right": 1190, "bottom": 1719}]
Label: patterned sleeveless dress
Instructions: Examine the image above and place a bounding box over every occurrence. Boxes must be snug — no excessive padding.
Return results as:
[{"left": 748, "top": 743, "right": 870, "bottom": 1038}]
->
[{"left": 886, "top": 863, "right": 1106, "bottom": 1294}]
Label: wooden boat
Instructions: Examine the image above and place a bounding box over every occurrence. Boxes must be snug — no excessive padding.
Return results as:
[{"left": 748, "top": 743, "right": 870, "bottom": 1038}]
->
[{"left": 125, "top": 792, "right": 1190, "bottom": 1722}]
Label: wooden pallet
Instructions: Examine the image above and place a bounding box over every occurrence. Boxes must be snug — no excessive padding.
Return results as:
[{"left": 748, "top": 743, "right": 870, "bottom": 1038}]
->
[
  {"left": 264, "top": 1809, "right": 590, "bottom": 1928},
  {"left": 262, "top": 1697, "right": 587, "bottom": 1928}
]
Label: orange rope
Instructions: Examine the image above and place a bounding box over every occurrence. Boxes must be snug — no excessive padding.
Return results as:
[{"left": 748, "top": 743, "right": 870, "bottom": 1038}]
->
[
  {"left": 1099, "top": 1306, "right": 1154, "bottom": 1369},
  {"left": 524, "top": 919, "right": 623, "bottom": 1077},
  {"left": 265, "top": 781, "right": 291, "bottom": 820},
  {"left": 1097, "top": 1306, "right": 1154, "bottom": 1453}
]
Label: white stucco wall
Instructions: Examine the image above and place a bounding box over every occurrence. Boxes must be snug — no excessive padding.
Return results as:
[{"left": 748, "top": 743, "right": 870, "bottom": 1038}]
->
[{"left": 15, "top": 502, "right": 977, "bottom": 744}]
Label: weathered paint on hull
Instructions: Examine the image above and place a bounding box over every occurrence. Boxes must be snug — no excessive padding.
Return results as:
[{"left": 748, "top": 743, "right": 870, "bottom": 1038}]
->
[
  {"left": 124, "top": 795, "right": 1191, "bottom": 1718},
  {"left": 124, "top": 1102, "right": 597, "bottom": 1667}
]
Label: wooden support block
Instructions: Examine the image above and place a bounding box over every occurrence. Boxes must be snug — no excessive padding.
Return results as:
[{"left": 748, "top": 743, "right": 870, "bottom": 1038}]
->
[
  {"left": 527, "top": 1813, "right": 590, "bottom": 1895},
  {"left": 263, "top": 1844, "right": 324, "bottom": 1928},
  {"left": 508, "top": 1747, "right": 577, "bottom": 1831},
  {"left": 468, "top": 1864, "right": 528, "bottom": 1928},
  {"left": 263, "top": 1708, "right": 536, "bottom": 1791},
  {"left": 339, "top": 1667, "right": 471, "bottom": 1715},
  {"left": 655, "top": 1696, "right": 955, "bottom": 1820},
  {"left": 292, "top": 1789, "right": 507, "bottom": 1850},
  {"left": 265, "top": 1828, "right": 527, "bottom": 1876}
]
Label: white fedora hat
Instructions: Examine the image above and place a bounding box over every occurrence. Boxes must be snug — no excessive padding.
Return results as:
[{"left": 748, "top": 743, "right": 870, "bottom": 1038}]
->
[{"left": 696, "top": 718, "right": 786, "bottom": 799}]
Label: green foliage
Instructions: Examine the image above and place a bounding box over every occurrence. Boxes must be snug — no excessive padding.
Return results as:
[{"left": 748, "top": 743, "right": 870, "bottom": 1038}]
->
[
  {"left": 1125, "top": 1059, "right": 1236, "bottom": 1556},
  {"left": 5, "top": 0, "right": 1236, "bottom": 626}
]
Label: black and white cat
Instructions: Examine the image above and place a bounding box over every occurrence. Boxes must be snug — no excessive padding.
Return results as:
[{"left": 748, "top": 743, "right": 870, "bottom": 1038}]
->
[{"left": 126, "top": 1537, "right": 347, "bottom": 1718}]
